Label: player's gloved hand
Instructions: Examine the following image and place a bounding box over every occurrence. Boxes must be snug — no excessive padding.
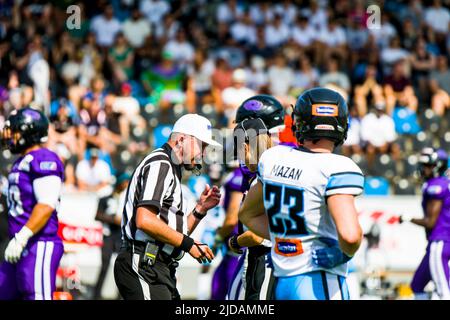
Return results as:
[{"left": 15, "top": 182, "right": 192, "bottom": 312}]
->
[
  {"left": 5, "top": 226, "right": 33, "bottom": 264},
  {"left": 398, "top": 214, "right": 412, "bottom": 223},
  {"left": 312, "top": 237, "right": 352, "bottom": 269}
]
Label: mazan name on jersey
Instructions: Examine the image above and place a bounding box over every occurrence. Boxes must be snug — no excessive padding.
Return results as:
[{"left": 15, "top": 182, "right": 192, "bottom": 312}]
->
[{"left": 270, "top": 164, "right": 302, "bottom": 181}]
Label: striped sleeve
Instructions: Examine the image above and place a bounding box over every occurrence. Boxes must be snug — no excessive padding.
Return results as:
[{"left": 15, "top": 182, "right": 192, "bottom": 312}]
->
[
  {"left": 325, "top": 171, "right": 364, "bottom": 196},
  {"left": 138, "top": 160, "right": 173, "bottom": 211}
]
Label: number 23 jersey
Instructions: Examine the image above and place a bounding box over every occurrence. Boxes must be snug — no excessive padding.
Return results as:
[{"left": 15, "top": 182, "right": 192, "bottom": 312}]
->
[{"left": 257, "top": 145, "right": 364, "bottom": 277}]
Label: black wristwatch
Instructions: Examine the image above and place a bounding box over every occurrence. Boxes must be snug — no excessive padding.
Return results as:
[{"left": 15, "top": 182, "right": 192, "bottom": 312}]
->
[{"left": 193, "top": 208, "right": 206, "bottom": 220}]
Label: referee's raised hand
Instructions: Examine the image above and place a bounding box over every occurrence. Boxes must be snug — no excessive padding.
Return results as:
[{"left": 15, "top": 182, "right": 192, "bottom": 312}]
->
[
  {"left": 196, "top": 184, "right": 222, "bottom": 213},
  {"left": 189, "top": 241, "right": 215, "bottom": 264}
]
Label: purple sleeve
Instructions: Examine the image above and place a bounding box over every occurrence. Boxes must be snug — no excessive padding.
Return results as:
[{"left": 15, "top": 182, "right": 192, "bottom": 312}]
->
[
  {"left": 30, "top": 150, "right": 65, "bottom": 182},
  {"left": 224, "top": 169, "right": 244, "bottom": 193},
  {"left": 425, "top": 178, "right": 449, "bottom": 200}
]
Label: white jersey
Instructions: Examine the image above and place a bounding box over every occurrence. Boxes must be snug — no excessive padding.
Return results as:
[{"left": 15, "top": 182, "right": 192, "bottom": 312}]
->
[{"left": 257, "top": 145, "right": 364, "bottom": 278}]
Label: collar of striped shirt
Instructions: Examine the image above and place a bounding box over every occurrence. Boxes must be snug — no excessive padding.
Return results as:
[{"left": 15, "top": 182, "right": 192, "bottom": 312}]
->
[{"left": 162, "top": 142, "right": 182, "bottom": 179}]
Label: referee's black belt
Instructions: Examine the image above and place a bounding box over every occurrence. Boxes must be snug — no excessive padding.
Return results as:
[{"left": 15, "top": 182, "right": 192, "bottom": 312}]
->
[{"left": 122, "top": 239, "right": 182, "bottom": 266}]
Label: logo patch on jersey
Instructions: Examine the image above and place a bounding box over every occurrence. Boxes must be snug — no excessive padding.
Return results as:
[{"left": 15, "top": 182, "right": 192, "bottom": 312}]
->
[
  {"left": 275, "top": 238, "right": 303, "bottom": 257},
  {"left": 312, "top": 104, "right": 338, "bottom": 117},
  {"left": 428, "top": 185, "right": 442, "bottom": 195},
  {"left": 314, "top": 124, "right": 335, "bottom": 130},
  {"left": 40, "top": 161, "right": 57, "bottom": 171}
]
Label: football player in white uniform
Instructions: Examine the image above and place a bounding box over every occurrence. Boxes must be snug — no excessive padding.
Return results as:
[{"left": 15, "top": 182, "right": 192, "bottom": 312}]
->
[{"left": 239, "top": 88, "right": 364, "bottom": 300}]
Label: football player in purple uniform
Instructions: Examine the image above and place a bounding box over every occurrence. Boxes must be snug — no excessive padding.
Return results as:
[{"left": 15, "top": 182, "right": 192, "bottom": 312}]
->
[
  {"left": 401, "top": 148, "right": 450, "bottom": 299},
  {"left": 0, "top": 108, "right": 65, "bottom": 300}
]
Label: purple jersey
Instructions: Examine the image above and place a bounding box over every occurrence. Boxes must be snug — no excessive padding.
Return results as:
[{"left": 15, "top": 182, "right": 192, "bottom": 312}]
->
[
  {"left": 223, "top": 168, "right": 244, "bottom": 211},
  {"left": 421, "top": 177, "right": 450, "bottom": 241},
  {"left": 7, "top": 148, "right": 64, "bottom": 242}
]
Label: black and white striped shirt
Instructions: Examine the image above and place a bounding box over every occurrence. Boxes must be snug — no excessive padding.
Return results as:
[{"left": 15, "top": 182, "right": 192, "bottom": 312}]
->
[{"left": 121, "top": 143, "right": 187, "bottom": 258}]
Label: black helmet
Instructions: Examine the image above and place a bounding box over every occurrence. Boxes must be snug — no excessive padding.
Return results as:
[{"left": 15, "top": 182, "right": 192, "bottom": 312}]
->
[
  {"left": 235, "top": 94, "right": 284, "bottom": 130},
  {"left": 418, "top": 147, "right": 448, "bottom": 178},
  {"left": 293, "top": 87, "right": 349, "bottom": 146},
  {"left": 1, "top": 107, "right": 49, "bottom": 154}
]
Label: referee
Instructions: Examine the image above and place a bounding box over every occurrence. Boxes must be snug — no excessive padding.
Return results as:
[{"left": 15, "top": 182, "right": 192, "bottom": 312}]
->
[{"left": 114, "top": 114, "right": 222, "bottom": 300}]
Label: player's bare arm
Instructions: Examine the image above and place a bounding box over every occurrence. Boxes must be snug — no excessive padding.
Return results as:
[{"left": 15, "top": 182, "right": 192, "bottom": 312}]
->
[
  {"left": 411, "top": 199, "right": 443, "bottom": 230},
  {"left": 327, "top": 194, "right": 363, "bottom": 257},
  {"left": 216, "top": 191, "right": 243, "bottom": 239},
  {"left": 239, "top": 180, "right": 270, "bottom": 240}
]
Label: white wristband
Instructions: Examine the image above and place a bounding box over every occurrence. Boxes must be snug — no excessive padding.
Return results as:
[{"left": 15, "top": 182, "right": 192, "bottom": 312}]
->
[
  {"left": 261, "top": 239, "right": 272, "bottom": 247},
  {"left": 15, "top": 226, "right": 33, "bottom": 246}
]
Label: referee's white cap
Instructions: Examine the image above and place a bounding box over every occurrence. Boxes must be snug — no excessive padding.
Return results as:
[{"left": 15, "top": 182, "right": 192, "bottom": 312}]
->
[{"left": 172, "top": 114, "right": 222, "bottom": 148}]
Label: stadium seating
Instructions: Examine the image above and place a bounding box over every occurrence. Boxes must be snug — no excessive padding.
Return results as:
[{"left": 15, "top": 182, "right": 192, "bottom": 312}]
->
[
  {"left": 392, "top": 178, "right": 417, "bottom": 195},
  {"left": 152, "top": 124, "right": 173, "bottom": 149},
  {"left": 392, "top": 107, "right": 421, "bottom": 135},
  {"left": 364, "top": 176, "right": 390, "bottom": 196}
]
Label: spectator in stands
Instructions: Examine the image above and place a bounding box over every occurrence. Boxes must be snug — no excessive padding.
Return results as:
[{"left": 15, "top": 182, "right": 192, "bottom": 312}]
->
[
  {"left": 383, "top": 59, "right": 418, "bottom": 114},
  {"left": 90, "top": 4, "right": 122, "bottom": 49},
  {"left": 122, "top": 7, "right": 151, "bottom": 49},
  {"left": 369, "top": 13, "right": 397, "bottom": 50},
  {"left": 75, "top": 148, "right": 113, "bottom": 197},
  {"left": 274, "top": 0, "right": 297, "bottom": 26},
  {"left": 140, "top": 0, "right": 171, "bottom": 29},
  {"left": 316, "top": 18, "right": 347, "bottom": 62},
  {"left": 48, "top": 98, "right": 79, "bottom": 188},
  {"left": 354, "top": 64, "right": 385, "bottom": 116},
  {"left": 216, "top": 0, "right": 244, "bottom": 24},
  {"left": 267, "top": 54, "right": 294, "bottom": 99},
  {"left": 342, "top": 106, "right": 362, "bottom": 157},
  {"left": 186, "top": 50, "right": 215, "bottom": 112},
  {"left": 221, "top": 68, "right": 255, "bottom": 127},
  {"left": 230, "top": 11, "right": 257, "bottom": 46},
  {"left": 79, "top": 97, "right": 107, "bottom": 157},
  {"left": 318, "top": 55, "right": 351, "bottom": 99},
  {"left": 82, "top": 75, "right": 108, "bottom": 110},
  {"left": 140, "top": 49, "right": 186, "bottom": 110},
  {"left": 264, "top": 14, "right": 290, "bottom": 48},
  {"left": 292, "top": 55, "right": 320, "bottom": 96},
  {"left": 399, "top": 0, "right": 424, "bottom": 30},
  {"left": 430, "top": 55, "right": 450, "bottom": 116},
  {"left": 250, "top": 1, "right": 274, "bottom": 26},
  {"left": 424, "top": 0, "right": 450, "bottom": 48},
  {"left": 410, "top": 38, "right": 436, "bottom": 103},
  {"left": 380, "top": 37, "right": 410, "bottom": 76},
  {"left": 153, "top": 14, "right": 179, "bottom": 41},
  {"left": 164, "top": 28, "right": 195, "bottom": 69},
  {"left": 245, "top": 55, "right": 268, "bottom": 93},
  {"left": 360, "top": 102, "right": 400, "bottom": 169},
  {"left": 291, "top": 14, "right": 316, "bottom": 52},
  {"left": 303, "top": 0, "right": 328, "bottom": 32},
  {"left": 107, "top": 32, "right": 134, "bottom": 86},
  {"left": 211, "top": 56, "right": 233, "bottom": 113}
]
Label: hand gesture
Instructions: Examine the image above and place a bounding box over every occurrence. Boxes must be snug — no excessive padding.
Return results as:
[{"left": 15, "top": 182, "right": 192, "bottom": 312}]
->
[{"left": 196, "top": 184, "right": 221, "bottom": 213}]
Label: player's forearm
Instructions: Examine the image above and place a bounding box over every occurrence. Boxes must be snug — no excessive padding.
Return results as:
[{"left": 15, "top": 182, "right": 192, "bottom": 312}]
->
[
  {"left": 25, "top": 203, "right": 55, "bottom": 235},
  {"left": 337, "top": 233, "right": 362, "bottom": 257},
  {"left": 411, "top": 218, "right": 435, "bottom": 230},
  {"left": 237, "top": 230, "right": 265, "bottom": 248},
  {"left": 136, "top": 206, "right": 184, "bottom": 247},
  {"left": 241, "top": 214, "right": 270, "bottom": 240}
]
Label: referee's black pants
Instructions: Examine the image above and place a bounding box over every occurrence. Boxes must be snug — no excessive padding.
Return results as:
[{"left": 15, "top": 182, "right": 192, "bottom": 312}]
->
[
  {"left": 245, "top": 245, "right": 276, "bottom": 300},
  {"left": 114, "top": 242, "right": 180, "bottom": 300}
]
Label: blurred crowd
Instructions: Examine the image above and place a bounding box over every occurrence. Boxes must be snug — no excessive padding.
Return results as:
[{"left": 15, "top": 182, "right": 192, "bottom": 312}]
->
[{"left": 0, "top": 0, "right": 449, "bottom": 195}]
